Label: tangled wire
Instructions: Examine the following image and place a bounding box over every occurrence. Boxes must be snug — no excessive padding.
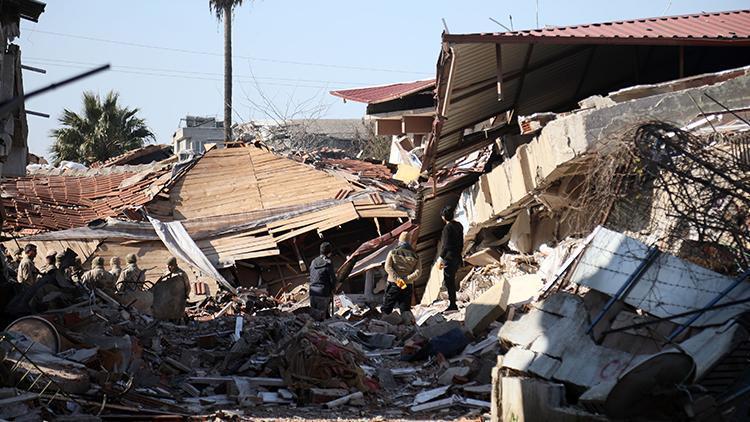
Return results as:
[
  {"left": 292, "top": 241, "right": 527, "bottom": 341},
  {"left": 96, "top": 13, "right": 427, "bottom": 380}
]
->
[{"left": 632, "top": 121, "right": 750, "bottom": 273}]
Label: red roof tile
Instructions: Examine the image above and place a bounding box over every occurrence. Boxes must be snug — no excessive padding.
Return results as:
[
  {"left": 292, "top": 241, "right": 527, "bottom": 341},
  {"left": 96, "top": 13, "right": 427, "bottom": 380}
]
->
[
  {"left": 445, "top": 9, "right": 750, "bottom": 46},
  {"left": 330, "top": 79, "right": 435, "bottom": 104},
  {"left": 1, "top": 167, "right": 172, "bottom": 233}
]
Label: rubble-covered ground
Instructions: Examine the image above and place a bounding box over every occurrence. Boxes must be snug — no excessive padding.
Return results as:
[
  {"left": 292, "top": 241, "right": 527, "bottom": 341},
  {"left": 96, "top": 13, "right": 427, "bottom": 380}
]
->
[{"left": 0, "top": 277, "right": 502, "bottom": 421}]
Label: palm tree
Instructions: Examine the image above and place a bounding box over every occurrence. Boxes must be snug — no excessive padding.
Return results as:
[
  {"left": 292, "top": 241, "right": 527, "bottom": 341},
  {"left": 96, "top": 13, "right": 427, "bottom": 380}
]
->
[
  {"left": 50, "top": 91, "right": 154, "bottom": 165},
  {"left": 209, "top": 0, "right": 245, "bottom": 144}
]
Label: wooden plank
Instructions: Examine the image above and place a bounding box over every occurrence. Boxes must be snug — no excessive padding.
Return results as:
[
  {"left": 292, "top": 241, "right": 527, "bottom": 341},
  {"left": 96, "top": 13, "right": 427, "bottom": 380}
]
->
[
  {"left": 375, "top": 119, "right": 403, "bottom": 136},
  {"left": 402, "top": 116, "right": 433, "bottom": 134}
]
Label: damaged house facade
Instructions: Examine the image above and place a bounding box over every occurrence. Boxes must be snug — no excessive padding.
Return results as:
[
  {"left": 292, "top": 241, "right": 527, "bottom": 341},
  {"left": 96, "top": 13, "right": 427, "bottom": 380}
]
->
[{"left": 2, "top": 7, "right": 750, "bottom": 421}]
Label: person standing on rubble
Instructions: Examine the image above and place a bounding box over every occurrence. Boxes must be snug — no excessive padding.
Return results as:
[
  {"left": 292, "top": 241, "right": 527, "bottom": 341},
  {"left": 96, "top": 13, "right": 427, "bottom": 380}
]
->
[
  {"left": 151, "top": 257, "right": 191, "bottom": 321},
  {"left": 438, "top": 206, "right": 463, "bottom": 311},
  {"left": 109, "top": 256, "right": 122, "bottom": 280},
  {"left": 17, "top": 244, "right": 39, "bottom": 286},
  {"left": 308, "top": 242, "right": 336, "bottom": 321},
  {"left": 117, "top": 254, "right": 146, "bottom": 292},
  {"left": 382, "top": 231, "right": 421, "bottom": 324},
  {"left": 80, "top": 256, "right": 117, "bottom": 295}
]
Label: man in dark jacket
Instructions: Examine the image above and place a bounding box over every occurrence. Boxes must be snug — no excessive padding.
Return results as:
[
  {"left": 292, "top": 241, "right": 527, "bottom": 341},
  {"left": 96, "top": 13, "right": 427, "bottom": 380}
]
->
[
  {"left": 308, "top": 242, "right": 336, "bottom": 321},
  {"left": 438, "top": 206, "right": 463, "bottom": 311}
]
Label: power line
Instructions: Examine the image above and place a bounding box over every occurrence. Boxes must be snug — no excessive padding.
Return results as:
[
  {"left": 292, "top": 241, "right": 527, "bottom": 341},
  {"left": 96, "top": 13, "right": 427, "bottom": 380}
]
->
[
  {"left": 23, "top": 28, "right": 433, "bottom": 76},
  {"left": 23, "top": 59, "right": 340, "bottom": 90},
  {"left": 23, "top": 56, "right": 378, "bottom": 87}
]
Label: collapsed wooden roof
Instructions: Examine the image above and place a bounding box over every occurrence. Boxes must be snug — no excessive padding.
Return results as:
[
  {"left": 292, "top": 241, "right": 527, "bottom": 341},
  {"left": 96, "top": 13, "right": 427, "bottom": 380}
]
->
[
  {"left": 148, "top": 143, "right": 359, "bottom": 220},
  {"left": 4, "top": 143, "right": 413, "bottom": 274}
]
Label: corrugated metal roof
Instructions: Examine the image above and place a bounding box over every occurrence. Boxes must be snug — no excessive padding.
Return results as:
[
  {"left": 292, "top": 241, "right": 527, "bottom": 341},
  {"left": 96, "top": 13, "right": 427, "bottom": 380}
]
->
[
  {"left": 330, "top": 79, "right": 435, "bottom": 104},
  {"left": 424, "top": 10, "right": 750, "bottom": 172},
  {"left": 444, "top": 10, "right": 750, "bottom": 46}
]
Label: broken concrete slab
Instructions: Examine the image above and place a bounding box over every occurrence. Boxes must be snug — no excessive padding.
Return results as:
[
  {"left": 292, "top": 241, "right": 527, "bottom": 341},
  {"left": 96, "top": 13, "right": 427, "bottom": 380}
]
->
[
  {"left": 460, "top": 66, "right": 750, "bottom": 249},
  {"left": 528, "top": 353, "right": 561, "bottom": 379},
  {"left": 465, "top": 281, "right": 510, "bottom": 335},
  {"left": 438, "top": 366, "right": 470, "bottom": 385},
  {"left": 499, "top": 308, "right": 559, "bottom": 348},
  {"left": 464, "top": 248, "right": 503, "bottom": 267},
  {"left": 499, "top": 377, "right": 566, "bottom": 422},
  {"left": 532, "top": 292, "right": 585, "bottom": 319},
  {"left": 552, "top": 342, "right": 635, "bottom": 389},
  {"left": 410, "top": 395, "right": 460, "bottom": 413},
  {"left": 501, "top": 347, "right": 536, "bottom": 372},
  {"left": 412, "top": 385, "right": 451, "bottom": 406},
  {"left": 466, "top": 274, "right": 544, "bottom": 337},
  {"left": 528, "top": 307, "right": 589, "bottom": 358},
  {"left": 506, "top": 274, "right": 543, "bottom": 306}
]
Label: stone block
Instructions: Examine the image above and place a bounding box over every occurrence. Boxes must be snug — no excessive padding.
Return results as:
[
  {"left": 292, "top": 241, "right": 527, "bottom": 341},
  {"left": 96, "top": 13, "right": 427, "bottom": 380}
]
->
[{"left": 465, "top": 281, "right": 510, "bottom": 336}]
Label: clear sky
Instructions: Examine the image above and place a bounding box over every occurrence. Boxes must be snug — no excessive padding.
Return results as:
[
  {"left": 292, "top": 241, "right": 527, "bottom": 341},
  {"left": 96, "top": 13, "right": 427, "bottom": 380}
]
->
[{"left": 18, "top": 0, "right": 749, "bottom": 158}]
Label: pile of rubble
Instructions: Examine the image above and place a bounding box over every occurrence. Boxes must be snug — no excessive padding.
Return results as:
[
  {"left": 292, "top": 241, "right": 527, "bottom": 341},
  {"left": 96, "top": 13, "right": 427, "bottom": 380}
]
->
[{"left": 0, "top": 275, "right": 508, "bottom": 420}]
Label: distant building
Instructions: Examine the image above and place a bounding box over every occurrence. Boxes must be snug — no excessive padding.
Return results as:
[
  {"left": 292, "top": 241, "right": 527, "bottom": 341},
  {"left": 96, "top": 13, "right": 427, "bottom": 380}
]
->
[
  {"left": 237, "top": 118, "right": 376, "bottom": 158},
  {"left": 172, "top": 116, "right": 225, "bottom": 158}
]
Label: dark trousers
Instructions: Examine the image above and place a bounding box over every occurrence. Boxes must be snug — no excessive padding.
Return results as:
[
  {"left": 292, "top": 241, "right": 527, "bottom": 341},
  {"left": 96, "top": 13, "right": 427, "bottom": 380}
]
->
[
  {"left": 443, "top": 261, "right": 459, "bottom": 308},
  {"left": 310, "top": 295, "right": 331, "bottom": 321},
  {"left": 382, "top": 282, "right": 413, "bottom": 314}
]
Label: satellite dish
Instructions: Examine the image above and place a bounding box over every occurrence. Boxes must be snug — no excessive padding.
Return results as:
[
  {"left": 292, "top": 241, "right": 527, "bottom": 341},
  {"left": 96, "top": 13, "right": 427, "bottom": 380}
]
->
[
  {"left": 5, "top": 315, "right": 62, "bottom": 354},
  {"left": 605, "top": 350, "right": 696, "bottom": 418}
]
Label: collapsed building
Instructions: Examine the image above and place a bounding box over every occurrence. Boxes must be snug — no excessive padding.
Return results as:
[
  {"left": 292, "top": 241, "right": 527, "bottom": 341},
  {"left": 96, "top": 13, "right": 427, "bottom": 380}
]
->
[
  {"left": 1, "top": 7, "right": 750, "bottom": 421},
  {"left": 2, "top": 143, "right": 413, "bottom": 299},
  {"left": 329, "top": 8, "right": 750, "bottom": 421}
]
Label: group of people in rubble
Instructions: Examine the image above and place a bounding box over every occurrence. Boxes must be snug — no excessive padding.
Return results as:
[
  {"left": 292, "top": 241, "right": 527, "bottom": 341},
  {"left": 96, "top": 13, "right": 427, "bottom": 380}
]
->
[
  {"left": 308, "top": 205, "right": 463, "bottom": 323},
  {"left": 1, "top": 243, "right": 191, "bottom": 320}
]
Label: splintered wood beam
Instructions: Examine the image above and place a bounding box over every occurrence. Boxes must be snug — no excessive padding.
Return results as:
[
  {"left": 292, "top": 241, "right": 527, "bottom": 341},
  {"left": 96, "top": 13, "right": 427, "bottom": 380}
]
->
[
  {"left": 375, "top": 119, "right": 403, "bottom": 136},
  {"left": 401, "top": 116, "right": 433, "bottom": 134},
  {"left": 495, "top": 43, "right": 503, "bottom": 101}
]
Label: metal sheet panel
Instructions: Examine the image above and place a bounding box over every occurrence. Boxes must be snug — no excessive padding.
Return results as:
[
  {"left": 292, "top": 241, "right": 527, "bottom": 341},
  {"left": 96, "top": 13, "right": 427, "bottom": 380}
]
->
[
  {"left": 570, "top": 227, "right": 750, "bottom": 327},
  {"left": 444, "top": 10, "right": 750, "bottom": 46}
]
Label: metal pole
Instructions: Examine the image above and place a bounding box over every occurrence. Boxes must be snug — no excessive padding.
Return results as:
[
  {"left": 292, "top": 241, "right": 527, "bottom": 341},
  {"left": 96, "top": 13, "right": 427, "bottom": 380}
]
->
[
  {"left": 602, "top": 295, "right": 750, "bottom": 335},
  {"left": 0, "top": 64, "right": 109, "bottom": 119},
  {"left": 667, "top": 269, "right": 750, "bottom": 341},
  {"left": 587, "top": 247, "right": 661, "bottom": 335}
]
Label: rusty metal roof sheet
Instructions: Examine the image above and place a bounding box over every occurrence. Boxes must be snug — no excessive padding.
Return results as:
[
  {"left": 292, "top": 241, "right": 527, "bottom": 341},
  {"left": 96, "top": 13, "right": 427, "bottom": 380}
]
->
[
  {"left": 330, "top": 79, "right": 435, "bottom": 104},
  {"left": 424, "top": 10, "right": 750, "bottom": 172},
  {"left": 1, "top": 165, "right": 173, "bottom": 233},
  {"left": 444, "top": 10, "right": 750, "bottom": 46}
]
